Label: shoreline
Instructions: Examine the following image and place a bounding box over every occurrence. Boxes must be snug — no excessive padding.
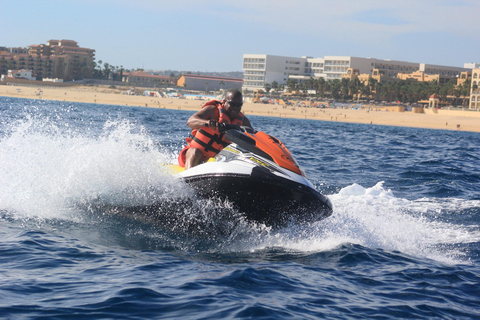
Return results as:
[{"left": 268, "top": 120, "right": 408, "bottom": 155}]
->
[{"left": 1, "top": 84, "right": 480, "bottom": 133}]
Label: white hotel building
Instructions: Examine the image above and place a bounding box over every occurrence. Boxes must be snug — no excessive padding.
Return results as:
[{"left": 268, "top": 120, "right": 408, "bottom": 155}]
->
[{"left": 242, "top": 54, "right": 468, "bottom": 91}]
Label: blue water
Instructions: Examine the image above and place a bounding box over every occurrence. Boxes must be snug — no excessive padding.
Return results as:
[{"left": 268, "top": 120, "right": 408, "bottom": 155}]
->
[{"left": 1, "top": 96, "right": 479, "bottom": 319}]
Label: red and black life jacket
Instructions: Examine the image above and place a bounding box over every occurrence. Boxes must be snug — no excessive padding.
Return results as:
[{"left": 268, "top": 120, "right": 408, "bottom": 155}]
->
[{"left": 187, "top": 100, "right": 244, "bottom": 158}]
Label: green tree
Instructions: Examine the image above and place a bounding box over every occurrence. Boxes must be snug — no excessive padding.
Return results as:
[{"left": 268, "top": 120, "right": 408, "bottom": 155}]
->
[
  {"left": 349, "top": 77, "right": 363, "bottom": 100},
  {"left": 271, "top": 81, "right": 278, "bottom": 90},
  {"left": 360, "top": 85, "right": 371, "bottom": 101},
  {"left": 439, "top": 81, "right": 454, "bottom": 103},
  {"left": 316, "top": 77, "right": 325, "bottom": 97},
  {"left": 305, "top": 77, "right": 316, "bottom": 91},
  {"left": 264, "top": 82, "right": 272, "bottom": 93},
  {"left": 367, "top": 77, "right": 377, "bottom": 99},
  {"left": 373, "top": 81, "right": 383, "bottom": 101},
  {"left": 461, "top": 78, "right": 472, "bottom": 106},
  {"left": 340, "top": 78, "right": 350, "bottom": 100},
  {"left": 119, "top": 65, "right": 124, "bottom": 81},
  {"left": 103, "top": 62, "right": 110, "bottom": 80},
  {"left": 286, "top": 79, "right": 298, "bottom": 92},
  {"left": 328, "top": 79, "right": 342, "bottom": 100},
  {"left": 298, "top": 81, "right": 307, "bottom": 94}
]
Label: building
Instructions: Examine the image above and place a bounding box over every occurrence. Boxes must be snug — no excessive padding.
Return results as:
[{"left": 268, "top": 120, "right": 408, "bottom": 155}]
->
[
  {"left": 465, "top": 62, "right": 480, "bottom": 69},
  {"left": 470, "top": 68, "right": 480, "bottom": 110},
  {"left": 457, "top": 71, "right": 472, "bottom": 87},
  {"left": 1, "top": 50, "right": 53, "bottom": 80},
  {"left": 5, "top": 69, "right": 35, "bottom": 80},
  {"left": 30, "top": 39, "right": 95, "bottom": 81},
  {"left": 176, "top": 74, "right": 243, "bottom": 91},
  {"left": 396, "top": 70, "right": 456, "bottom": 84},
  {"left": 342, "top": 67, "right": 395, "bottom": 85},
  {"left": 242, "top": 54, "right": 469, "bottom": 91},
  {"left": 243, "top": 54, "right": 305, "bottom": 90},
  {"left": 0, "top": 39, "right": 95, "bottom": 81},
  {"left": 122, "top": 71, "right": 172, "bottom": 88},
  {"left": 0, "top": 46, "right": 29, "bottom": 54}
]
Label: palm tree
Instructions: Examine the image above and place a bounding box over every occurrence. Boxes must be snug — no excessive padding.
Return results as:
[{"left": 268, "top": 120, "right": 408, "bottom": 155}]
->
[
  {"left": 462, "top": 78, "right": 472, "bottom": 106},
  {"left": 452, "top": 84, "right": 462, "bottom": 105},
  {"left": 305, "top": 77, "right": 316, "bottom": 91},
  {"left": 340, "top": 78, "right": 350, "bottom": 100},
  {"left": 349, "top": 77, "right": 362, "bottom": 100},
  {"left": 103, "top": 62, "right": 110, "bottom": 80},
  {"left": 329, "top": 79, "right": 341, "bottom": 100},
  {"left": 323, "top": 80, "right": 332, "bottom": 98},
  {"left": 374, "top": 81, "right": 383, "bottom": 101},
  {"left": 286, "top": 79, "right": 297, "bottom": 92},
  {"left": 264, "top": 82, "right": 272, "bottom": 93},
  {"left": 367, "top": 77, "right": 377, "bottom": 99},
  {"left": 317, "top": 77, "right": 326, "bottom": 97},
  {"left": 119, "top": 65, "right": 124, "bottom": 82},
  {"left": 271, "top": 81, "right": 278, "bottom": 90},
  {"left": 439, "top": 81, "right": 454, "bottom": 104},
  {"left": 360, "top": 85, "right": 371, "bottom": 101},
  {"left": 298, "top": 81, "right": 307, "bottom": 94}
]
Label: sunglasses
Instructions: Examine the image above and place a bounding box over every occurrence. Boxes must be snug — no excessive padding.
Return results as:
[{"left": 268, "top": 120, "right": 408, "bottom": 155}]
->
[{"left": 226, "top": 100, "right": 243, "bottom": 108}]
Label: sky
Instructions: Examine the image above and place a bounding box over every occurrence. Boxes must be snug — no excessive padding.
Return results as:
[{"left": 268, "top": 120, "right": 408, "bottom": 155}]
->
[{"left": 2, "top": 0, "right": 480, "bottom": 72}]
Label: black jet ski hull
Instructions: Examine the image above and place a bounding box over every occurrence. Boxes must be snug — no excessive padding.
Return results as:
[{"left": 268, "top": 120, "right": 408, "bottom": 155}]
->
[{"left": 183, "top": 166, "right": 332, "bottom": 228}]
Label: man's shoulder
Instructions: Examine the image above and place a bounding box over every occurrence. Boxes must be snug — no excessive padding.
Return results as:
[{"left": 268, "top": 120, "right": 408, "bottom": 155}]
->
[
  {"left": 203, "top": 100, "right": 224, "bottom": 108},
  {"left": 197, "top": 102, "right": 220, "bottom": 119}
]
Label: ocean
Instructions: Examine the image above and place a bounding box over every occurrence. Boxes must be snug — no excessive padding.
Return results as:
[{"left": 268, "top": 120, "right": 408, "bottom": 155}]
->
[{"left": 0, "top": 96, "right": 479, "bottom": 319}]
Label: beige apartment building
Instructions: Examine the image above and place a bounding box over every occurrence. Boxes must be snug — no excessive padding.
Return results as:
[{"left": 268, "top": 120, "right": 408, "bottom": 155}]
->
[
  {"left": 470, "top": 68, "right": 480, "bottom": 110},
  {"left": 0, "top": 39, "right": 95, "bottom": 81},
  {"left": 396, "top": 70, "right": 457, "bottom": 84},
  {"left": 344, "top": 68, "right": 469, "bottom": 86},
  {"left": 342, "top": 68, "right": 395, "bottom": 84}
]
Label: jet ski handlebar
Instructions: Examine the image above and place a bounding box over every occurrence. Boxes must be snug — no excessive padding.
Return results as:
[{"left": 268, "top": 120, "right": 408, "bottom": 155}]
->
[{"left": 217, "top": 123, "right": 255, "bottom": 134}]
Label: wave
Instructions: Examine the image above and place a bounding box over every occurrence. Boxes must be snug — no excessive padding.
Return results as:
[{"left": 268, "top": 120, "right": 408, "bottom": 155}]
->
[
  {"left": 1, "top": 116, "right": 478, "bottom": 264},
  {"left": 0, "top": 116, "right": 181, "bottom": 219}
]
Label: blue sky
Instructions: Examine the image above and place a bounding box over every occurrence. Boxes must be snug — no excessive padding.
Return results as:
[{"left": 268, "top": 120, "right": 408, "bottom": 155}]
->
[{"left": 2, "top": 0, "right": 479, "bottom": 72}]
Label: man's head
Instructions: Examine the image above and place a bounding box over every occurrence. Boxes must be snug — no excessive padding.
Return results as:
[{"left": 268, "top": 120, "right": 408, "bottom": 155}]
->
[{"left": 224, "top": 89, "right": 243, "bottom": 119}]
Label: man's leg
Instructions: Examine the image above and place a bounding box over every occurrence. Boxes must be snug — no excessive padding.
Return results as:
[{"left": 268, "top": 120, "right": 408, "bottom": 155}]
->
[{"left": 185, "top": 147, "right": 204, "bottom": 170}]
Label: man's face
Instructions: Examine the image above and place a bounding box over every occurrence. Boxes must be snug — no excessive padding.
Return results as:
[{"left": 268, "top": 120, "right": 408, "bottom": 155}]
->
[{"left": 224, "top": 93, "right": 243, "bottom": 119}]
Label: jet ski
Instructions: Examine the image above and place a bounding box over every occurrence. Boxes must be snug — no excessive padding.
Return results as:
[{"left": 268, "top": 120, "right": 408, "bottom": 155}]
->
[{"left": 168, "top": 123, "right": 333, "bottom": 228}]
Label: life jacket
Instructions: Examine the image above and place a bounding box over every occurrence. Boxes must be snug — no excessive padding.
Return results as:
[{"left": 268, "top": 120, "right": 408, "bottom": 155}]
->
[{"left": 187, "top": 100, "right": 244, "bottom": 158}]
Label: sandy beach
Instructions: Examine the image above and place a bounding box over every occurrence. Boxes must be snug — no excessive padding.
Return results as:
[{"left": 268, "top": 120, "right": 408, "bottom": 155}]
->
[{"left": 1, "top": 84, "right": 480, "bottom": 133}]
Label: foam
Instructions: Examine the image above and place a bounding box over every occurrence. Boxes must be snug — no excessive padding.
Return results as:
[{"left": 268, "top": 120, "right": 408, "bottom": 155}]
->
[
  {"left": 1, "top": 116, "right": 477, "bottom": 264},
  {"left": 249, "top": 182, "right": 479, "bottom": 264},
  {"left": 0, "top": 116, "right": 186, "bottom": 220}
]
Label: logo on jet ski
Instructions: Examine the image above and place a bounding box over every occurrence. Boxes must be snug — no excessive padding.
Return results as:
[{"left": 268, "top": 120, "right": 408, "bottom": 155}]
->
[
  {"left": 249, "top": 157, "right": 270, "bottom": 168},
  {"left": 224, "top": 146, "right": 240, "bottom": 154}
]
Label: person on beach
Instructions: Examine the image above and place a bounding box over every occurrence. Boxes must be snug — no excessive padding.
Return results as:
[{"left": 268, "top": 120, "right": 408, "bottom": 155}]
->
[{"left": 178, "top": 89, "right": 252, "bottom": 169}]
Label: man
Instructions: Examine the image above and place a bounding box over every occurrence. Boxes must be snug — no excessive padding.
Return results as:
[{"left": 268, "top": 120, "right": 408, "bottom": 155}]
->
[{"left": 178, "top": 89, "right": 252, "bottom": 169}]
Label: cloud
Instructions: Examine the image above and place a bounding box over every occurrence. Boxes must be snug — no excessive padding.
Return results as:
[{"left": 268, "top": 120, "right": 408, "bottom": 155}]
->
[
  {"left": 93, "top": 0, "right": 480, "bottom": 42},
  {"left": 101, "top": 0, "right": 480, "bottom": 68},
  {"left": 350, "top": 9, "right": 408, "bottom": 26},
  {"left": 5, "top": 0, "right": 478, "bottom": 70}
]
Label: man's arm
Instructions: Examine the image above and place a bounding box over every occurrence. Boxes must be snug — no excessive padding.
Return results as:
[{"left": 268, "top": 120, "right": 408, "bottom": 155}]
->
[{"left": 186, "top": 105, "right": 218, "bottom": 130}]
